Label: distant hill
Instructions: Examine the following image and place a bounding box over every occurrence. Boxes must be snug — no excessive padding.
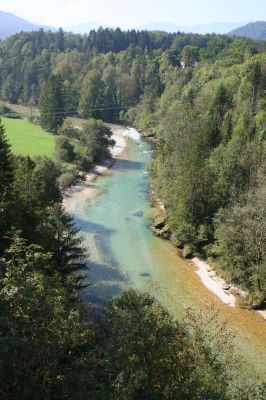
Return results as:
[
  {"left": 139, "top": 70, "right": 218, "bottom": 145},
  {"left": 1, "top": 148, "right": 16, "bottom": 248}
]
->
[
  {"left": 138, "top": 21, "right": 246, "bottom": 34},
  {"left": 0, "top": 10, "right": 55, "bottom": 40},
  {"left": 229, "top": 21, "right": 266, "bottom": 40},
  {"left": 65, "top": 21, "right": 246, "bottom": 35},
  {"left": 181, "top": 22, "right": 247, "bottom": 35},
  {"left": 0, "top": 11, "right": 249, "bottom": 39}
]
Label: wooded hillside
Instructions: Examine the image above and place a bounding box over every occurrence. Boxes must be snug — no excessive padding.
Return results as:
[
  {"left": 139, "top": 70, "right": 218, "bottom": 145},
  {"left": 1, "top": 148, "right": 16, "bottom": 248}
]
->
[{"left": 0, "top": 29, "right": 265, "bottom": 305}]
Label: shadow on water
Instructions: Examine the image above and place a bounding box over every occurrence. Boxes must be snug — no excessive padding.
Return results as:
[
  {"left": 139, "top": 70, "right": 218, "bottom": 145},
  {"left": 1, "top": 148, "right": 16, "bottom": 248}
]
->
[
  {"left": 84, "top": 286, "right": 123, "bottom": 308},
  {"left": 138, "top": 181, "right": 150, "bottom": 195},
  {"left": 113, "top": 159, "right": 144, "bottom": 171},
  {"left": 82, "top": 260, "right": 127, "bottom": 308},
  {"left": 74, "top": 217, "right": 116, "bottom": 236},
  {"left": 74, "top": 217, "right": 126, "bottom": 307},
  {"left": 75, "top": 216, "right": 119, "bottom": 270},
  {"left": 86, "top": 260, "right": 127, "bottom": 282}
]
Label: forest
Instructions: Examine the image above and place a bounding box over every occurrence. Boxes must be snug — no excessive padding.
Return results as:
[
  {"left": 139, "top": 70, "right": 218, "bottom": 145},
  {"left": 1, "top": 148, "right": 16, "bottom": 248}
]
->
[
  {"left": 0, "top": 28, "right": 266, "bottom": 398},
  {"left": 1, "top": 28, "right": 264, "bottom": 306},
  {"left": 1, "top": 118, "right": 265, "bottom": 398}
]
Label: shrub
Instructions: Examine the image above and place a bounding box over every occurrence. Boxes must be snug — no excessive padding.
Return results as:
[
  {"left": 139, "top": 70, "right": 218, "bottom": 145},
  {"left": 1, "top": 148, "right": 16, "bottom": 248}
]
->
[{"left": 57, "top": 172, "right": 77, "bottom": 188}]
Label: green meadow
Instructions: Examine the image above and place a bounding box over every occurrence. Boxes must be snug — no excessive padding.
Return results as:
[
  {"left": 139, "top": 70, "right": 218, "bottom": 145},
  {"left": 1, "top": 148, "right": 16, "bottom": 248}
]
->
[{"left": 2, "top": 117, "right": 55, "bottom": 157}]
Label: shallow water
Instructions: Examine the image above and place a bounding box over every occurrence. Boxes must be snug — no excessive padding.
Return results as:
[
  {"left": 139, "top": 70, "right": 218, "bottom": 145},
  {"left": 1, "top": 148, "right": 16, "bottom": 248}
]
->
[{"left": 68, "top": 131, "right": 266, "bottom": 377}]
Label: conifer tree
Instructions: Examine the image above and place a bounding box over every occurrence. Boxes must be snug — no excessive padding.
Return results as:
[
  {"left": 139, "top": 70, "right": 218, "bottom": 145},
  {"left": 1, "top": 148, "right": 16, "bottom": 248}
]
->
[
  {"left": 78, "top": 71, "right": 104, "bottom": 119},
  {"left": 39, "top": 204, "right": 87, "bottom": 293},
  {"left": 39, "top": 75, "right": 65, "bottom": 133},
  {"left": 0, "top": 119, "right": 14, "bottom": 249}
]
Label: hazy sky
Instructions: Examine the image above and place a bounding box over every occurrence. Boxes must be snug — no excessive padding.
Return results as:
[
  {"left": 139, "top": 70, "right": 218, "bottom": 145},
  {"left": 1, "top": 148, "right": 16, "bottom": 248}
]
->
[{"left": 0, "top": 0, "right": 265, "bottom": 28}]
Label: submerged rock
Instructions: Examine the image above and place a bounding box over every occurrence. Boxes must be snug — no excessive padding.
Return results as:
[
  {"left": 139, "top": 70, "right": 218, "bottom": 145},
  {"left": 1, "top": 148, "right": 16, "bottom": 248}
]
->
[{"left": 133, "top": 210, "right": 144, "bottom": 217}]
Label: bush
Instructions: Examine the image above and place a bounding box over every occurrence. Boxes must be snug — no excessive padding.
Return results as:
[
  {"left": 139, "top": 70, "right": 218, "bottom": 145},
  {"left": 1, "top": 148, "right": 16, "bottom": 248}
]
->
[
  {"left": 55, "top": 137, "right": 76, "bottom": 163},
  {"left": 0, "top": 105, "right": 21, "bottom": 119},
  {"left": 59, "top": 119, "right": 80, "bottom": 139},
  {"left": 3, "top": 112, "right": 21, "bottom": 119},
  {"left": 57, "top": 172, "right": 77, "bottom": 188},
  {"left": 0, "top": 104, "right": 11, "bottom": 114},
  {"left": 183, "top": 244, "right": 194, "bottom": 259}
]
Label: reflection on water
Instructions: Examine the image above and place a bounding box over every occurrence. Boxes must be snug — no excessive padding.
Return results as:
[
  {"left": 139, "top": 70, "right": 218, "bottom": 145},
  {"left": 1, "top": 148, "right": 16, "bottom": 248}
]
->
[{"left": 68, "top": 133, "right": 266, "bottom": 377}]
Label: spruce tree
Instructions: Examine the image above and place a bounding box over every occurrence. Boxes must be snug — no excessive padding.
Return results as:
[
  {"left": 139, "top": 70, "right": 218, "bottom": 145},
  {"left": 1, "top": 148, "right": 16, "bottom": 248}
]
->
[
  {"left": 0, "top": 119, "right": 14, "bottom": 249},
  {"left": 39, "top": 75, "right": 65, "bottom": 133},
  {"left": 78, "top": 71, "right": 104, "bottom": 119},
  {"left": 39, "top": 204, "right": 87, "bottom": 294}
]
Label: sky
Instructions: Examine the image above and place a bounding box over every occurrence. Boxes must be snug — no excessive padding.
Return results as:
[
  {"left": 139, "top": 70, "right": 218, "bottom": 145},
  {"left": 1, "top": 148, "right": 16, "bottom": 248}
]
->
[{"left": 0, "top": 0, "right": 265, "bottom": 28}]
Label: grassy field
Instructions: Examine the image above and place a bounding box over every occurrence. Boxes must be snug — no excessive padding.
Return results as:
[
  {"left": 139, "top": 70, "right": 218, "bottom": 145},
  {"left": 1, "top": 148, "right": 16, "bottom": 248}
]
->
[{"left": 2, "top": 117, "right": 56, "bottom": 157}]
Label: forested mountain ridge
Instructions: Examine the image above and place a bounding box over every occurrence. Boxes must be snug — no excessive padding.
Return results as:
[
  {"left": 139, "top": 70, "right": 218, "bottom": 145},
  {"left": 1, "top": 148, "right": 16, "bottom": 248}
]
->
[
  {"left": 0, "top": 10, "right": 54, "bottom": 40},
  {"left": 0, "top": 28, "right": 211, "bottom": 106},
  {"left": 0, "top": 29, "right": 265, "bottom": 306},
  {"left": 229, "top": 21, "right": 266, "bottom": 40}
]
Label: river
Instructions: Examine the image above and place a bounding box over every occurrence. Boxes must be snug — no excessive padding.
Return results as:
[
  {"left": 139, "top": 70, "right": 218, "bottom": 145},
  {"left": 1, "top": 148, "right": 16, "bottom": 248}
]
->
[{"left": 64, "top": 127, "right": 266, "bottom": 378}]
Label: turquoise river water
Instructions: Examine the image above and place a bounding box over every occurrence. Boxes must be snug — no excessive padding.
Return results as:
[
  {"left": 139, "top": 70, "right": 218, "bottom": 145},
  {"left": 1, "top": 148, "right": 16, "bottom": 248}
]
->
[{"left": 64, "top": 129, "right": 266, "bottom": 377}]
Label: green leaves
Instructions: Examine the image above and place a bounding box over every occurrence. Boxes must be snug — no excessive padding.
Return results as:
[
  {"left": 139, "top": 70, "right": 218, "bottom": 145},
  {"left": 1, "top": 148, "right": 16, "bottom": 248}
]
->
[
  {"left": 81, "top": 118, "right": 114, "bottom": 163},
  {"left": 0, "top": 119, "right": 14, "bottom": 249},
  {"left": 0, "top": 236, "right": 95, "bottom": 400},
  {"left": 38, "top": 203, "right": 87, "bottom": 294},
  {"left": 100, "top": 290, "right": 193, "bottom": 400},
  {"left": 39, "top": 75, "right": 65, "bottom": 133}
]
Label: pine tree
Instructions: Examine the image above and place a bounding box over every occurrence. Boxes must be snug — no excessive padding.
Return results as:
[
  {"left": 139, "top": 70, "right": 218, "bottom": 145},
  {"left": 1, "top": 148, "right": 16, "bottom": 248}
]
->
[
  {"left": 78, "top": 71, "right": 104, "bottom": 119},
  {"left": 39, "top": 204, "right": 87, "bottom": 293},
  {"left": 0, "top": 119, "right": 14, "bottom": 249},
  {"left": 39, "top": 75, "right": 65, "bottom": 133},
  {"left": 222, "top": 112, "right": 233, "bottom": 144}
]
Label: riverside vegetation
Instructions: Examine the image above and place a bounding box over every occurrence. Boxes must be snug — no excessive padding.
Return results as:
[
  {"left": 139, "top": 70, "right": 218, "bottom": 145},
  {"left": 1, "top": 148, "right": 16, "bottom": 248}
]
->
[{"left": 0, "top": 28, "right": 266, "bottom": 398}]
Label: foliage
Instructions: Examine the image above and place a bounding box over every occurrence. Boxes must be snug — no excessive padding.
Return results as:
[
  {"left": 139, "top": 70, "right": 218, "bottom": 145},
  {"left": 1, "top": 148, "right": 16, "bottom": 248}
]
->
[
  {"left": 0, "top": 237, "right": 95, "bottom": 400},
  {"left": 81, "top": 118, "right": 114, "bottom": 163},
  {"left": 0, "top": 119, "right": 14, "bottom": 249},
  {"left": 78, "top": 71, "right": 105, "bottom": 119},
  {"left": 99, "top": 290, "right": 194, "bottom": 399},
  {"left": 57, "top": 170, "right": 77, "bottom": 188},
  {"left": 145, "top": 46, "right": 266, "bottom": 302},
  {"left": 10, "top": 155, "right": 61, "bottom": 242},
  {"left": 40, "top": 75, "right": 65, "bottom": 133},
  {"left": 180, "top": 45, "right": 199, "bottom": 65},
  {"left": 55, "top": 136, "right": 76, "bottom": 162},
  {"left": 38, "top": 203, "right": 87, "bottom": 294},
  {"left": 0, "top": 29, "right": 240, "bottom": 123},
  {"left": 213, "top": 177, "right": 266, "bottom": 307},
  {"left": 0, "top": 104, "right": 21, "bottom": 119},
  {"left": 0, "top": 28, "right": 265, "bottom": 397}
]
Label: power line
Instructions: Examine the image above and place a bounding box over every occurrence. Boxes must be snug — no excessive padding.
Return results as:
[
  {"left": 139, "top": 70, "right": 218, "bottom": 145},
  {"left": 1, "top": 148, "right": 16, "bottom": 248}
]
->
[
  {"left": 39, "top": 102, "right": 140, "bottom": 117},
  {"left": 5, "top": 99, "right": 140, "bottom": 118},
  {"left": 42, "top": 99, "right": 139, "bottom": 112}
]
